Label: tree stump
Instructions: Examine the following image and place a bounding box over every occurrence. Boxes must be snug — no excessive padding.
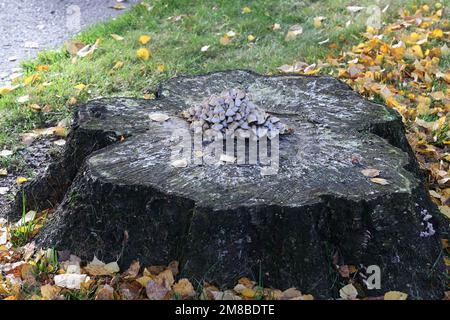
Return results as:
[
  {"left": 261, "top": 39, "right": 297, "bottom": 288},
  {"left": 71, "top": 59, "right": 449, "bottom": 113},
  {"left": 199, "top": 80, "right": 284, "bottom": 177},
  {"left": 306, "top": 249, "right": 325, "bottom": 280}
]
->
[{"left": 20, "top": 70, "right": 446, "bottom": 298}]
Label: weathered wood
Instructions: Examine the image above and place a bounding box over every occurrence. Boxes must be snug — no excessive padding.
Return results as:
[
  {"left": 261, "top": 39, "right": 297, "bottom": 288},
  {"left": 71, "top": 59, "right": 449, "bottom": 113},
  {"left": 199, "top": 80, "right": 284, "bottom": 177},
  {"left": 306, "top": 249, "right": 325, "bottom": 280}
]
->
[{"left": 18, "top": 70, "right": 446, "bottom": 298}]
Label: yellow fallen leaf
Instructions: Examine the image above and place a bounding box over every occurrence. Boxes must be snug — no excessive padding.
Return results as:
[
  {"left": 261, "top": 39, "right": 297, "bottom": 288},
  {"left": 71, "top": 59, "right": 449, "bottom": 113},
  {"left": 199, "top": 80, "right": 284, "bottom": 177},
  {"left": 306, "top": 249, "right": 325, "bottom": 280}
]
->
[
  {"left": 136, "top": 48, "right": 150, "bottom": 60},
  {"left": 112, "top": 3, "right": 125, "bottom": 10},
  {"left": 111, "top": 34, "right": 124, "bottom": 41},
  {"left": 16, "top": 177, "right": 28, "bottom": 185},
  {"left": 113, "top": 61, "right": 124, "bottom": 70},
  {"left": 136, "top": 276, "right": 153, "bottom": 287},
  {"left": 313, "top": 17, "right": 323, "bottom": 29},
  {"left": 139, "top": 35, "right": 151, "bottom": 45},
  {"left": 384, "top": 291, "right": 408, "bottom": 300},
  {"left": 37, "top": 65, "right": 49, "bottom": 71},
  {"left": 74, "top": 83, "right": 86, "bottom": 91},
  {"left": 53, "top": 127, "right": 68, "bottom": 138},
  {"left": 157, "top": 64, "right": 166, "bottom": 73},
  {"left": 411, "top": 45, "right": 424, "bottom": 59},
  {"left": 0, "top": 87, "right": 13, "bottom": 95},
  {"left": 430, "top": 29, "right": 443, "bottom": 39},
  {"left": 242, "top": 7, "right": 252, "bottom": 14},
  {"left": 241, "top": 288, "right": 256, "bottom": 298},
  {"left": 247, "top": 34, "right": 255, "bottom": 42},
  {"left": 24, "top": 74, "right": 41, "bottom": 86},
  {"left": 439, "top": 206, "right": 450, "bottom": 220}
]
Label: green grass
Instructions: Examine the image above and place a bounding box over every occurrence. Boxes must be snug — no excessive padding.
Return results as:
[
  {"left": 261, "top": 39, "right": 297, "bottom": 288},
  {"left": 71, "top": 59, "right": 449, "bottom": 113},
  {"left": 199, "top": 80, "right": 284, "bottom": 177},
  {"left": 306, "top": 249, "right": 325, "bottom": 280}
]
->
[{"left": 0, "top": 0, "right": 434, "bottom": 151}]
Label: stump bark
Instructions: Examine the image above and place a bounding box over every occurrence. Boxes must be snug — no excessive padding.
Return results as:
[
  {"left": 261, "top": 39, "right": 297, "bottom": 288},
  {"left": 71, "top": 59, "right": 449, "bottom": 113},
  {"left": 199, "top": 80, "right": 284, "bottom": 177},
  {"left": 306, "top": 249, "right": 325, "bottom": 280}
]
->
[{"left": 17, "top": 70, "right": 446, "bottom": 298}]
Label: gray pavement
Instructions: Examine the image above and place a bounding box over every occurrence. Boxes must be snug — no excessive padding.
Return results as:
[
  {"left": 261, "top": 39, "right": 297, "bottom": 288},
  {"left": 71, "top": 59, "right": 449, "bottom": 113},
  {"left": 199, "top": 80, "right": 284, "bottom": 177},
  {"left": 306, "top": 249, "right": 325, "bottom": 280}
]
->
[{"left": 0, "top": 0, "right": 137, "bottom": 85}]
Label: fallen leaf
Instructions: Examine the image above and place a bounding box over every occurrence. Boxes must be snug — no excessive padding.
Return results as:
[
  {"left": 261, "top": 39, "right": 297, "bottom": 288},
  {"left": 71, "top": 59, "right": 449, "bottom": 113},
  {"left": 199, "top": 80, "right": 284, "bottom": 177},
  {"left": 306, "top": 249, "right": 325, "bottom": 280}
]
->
[
  {"left": 347, "top": 6, "right": 364, "bottom": 13},
  {"left": 157, "top": 64, "right": 166, "bottom": 73},
  {"left": 146, "top": 279, "right": 169, "bottom": 300},
  {"left": 40, "top": 285, "right": 61, "bottom": 300},
  {"left": 65, "top": 40, "right": 86, "bottom": 55},
  {"left": 247, "top": 34, "right": 255, "bottom": 42},
  {"left": 285, "top": 24, "right": 303, "bottom": 41},
  {"left": 17, "top": 95, "right": 29, "bottom": 104},
  {"left": 0, "top": 86, "right": 13, "bottom": 95},
  {"left": 120, "top": 281, "right": 142, "bottom": 300},
  {"left": 0, "top": 150, "right": 13, "bottom": 157},
  {"left": 149, "top": 112, "right": 170, "bottom": 122},
  {"left": 339, "top": 283, "right": 358, "bottom": 300},
  {"left": 84, "top": 256, "right": 120, "bottom": 276},
  {"left": 361, "top": 168, "right": 380, "bottom": 178},
  {"left": 242, "top": 7, "right": 252, "bottom": 14},
  {"left": 111, "top": 34, "right": 124, "bottom": 41},
  {"left": 137, "top": 48, "right": 150, "bottom": 60},
  {"left": 112, "top": 61, "right": 124, "bottom": 70},
  {"left": 95, "top": 284, "right": 115, "bottom": 300},
  {"left": 384, "top": 291, "right": 408, "bottom": 300},
  {"left": 281, "top": 287, "right": 302, "bottom": 299},
  {"left": 439, "top": 206, "right": 450, "bottom": 220},
  {"left": 271, "top": 23, "right": 281, "bottom": 31},
  {"left": 0, "top": 169, "right": 7, "bottom": 176},
  {"left": 220, "top": 35, "right": 231, "bottom": 45},
  {"left": 16, "top": 177, "right": 28, "bottom": 185},
  {"left": 171, "top": 159, "right": 188, "bottom": 168},
  {"left": 201, "top": 45, "right": 210, "bottom": 52},
  {"left": 54, "top": 273, "right": 88, "bottom": 289},
  {"left": 156, "top": 269, "right": 174, "bottom": 290},
  {"left": 241, "top": 288, "right": 256, "bottom": 298},
  {"left": 136, "top": 276, "right": 153, "bottom": 287},
  {"left": 74, "top": 83, "right": 86, "bottom": 91},
  {"left": 370, "top": 178, "right": 389, "bottom": 185},
  {"left": 139, "top": 35, "right": 151, "bottom": 45},
  {"left": 173, "top": 278, "right": 196, "bottom": 298},
  {"left": 122, "top": 260, "right": 140, "bottom": 279},
  {"left": 112, "top": 3, "right": 126, "bottom": 10},
  {"left": 314, "top": 17, "right": 325, "bottom": 29}
]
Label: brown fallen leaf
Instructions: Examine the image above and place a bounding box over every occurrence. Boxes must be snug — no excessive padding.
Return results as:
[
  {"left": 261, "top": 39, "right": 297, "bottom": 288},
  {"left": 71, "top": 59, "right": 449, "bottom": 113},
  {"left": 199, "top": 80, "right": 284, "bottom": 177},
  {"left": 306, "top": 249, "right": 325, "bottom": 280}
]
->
[
  {"left": 173, "top": 278, "right": 196, "bottom": 298},
  {"left": 156, "top": 269, "right": 174, "bottom": 290},
  {"left": 146, "top": 279, "right": 169, "bottom": 300},
  {"left": 95, "top": 284, "right": 115, "bottom": 300},
  {"left": 120, "top": 281, "right": 142, "bottom": 300},
  {"left": 122, "top": 260, "right": 140, "bottom": 279},
  {"left": 40, "top": 285, "right": 61, "bottom": 300}
]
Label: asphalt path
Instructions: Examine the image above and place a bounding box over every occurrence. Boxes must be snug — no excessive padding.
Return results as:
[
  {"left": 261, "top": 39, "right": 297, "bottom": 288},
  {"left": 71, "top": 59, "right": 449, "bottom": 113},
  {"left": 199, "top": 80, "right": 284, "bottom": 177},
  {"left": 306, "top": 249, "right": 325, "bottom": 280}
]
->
[{"left": 0, "top": 0, "right": 138, "bottom": 84}]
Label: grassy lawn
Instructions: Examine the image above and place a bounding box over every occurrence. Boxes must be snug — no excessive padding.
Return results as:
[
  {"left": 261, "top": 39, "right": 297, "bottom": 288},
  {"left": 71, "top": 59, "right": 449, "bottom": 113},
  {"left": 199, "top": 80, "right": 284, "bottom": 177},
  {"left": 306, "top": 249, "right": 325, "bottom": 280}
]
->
[{"left": 0, "top": 0, "right": 430, "bottom": 150}]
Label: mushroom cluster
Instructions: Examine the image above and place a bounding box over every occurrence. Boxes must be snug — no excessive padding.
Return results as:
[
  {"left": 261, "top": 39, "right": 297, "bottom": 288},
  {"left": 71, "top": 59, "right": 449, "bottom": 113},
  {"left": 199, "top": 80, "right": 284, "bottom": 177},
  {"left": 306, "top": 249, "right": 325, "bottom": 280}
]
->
[{"left": 181, "top": 89, "right": 291, "bottom": 139}]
